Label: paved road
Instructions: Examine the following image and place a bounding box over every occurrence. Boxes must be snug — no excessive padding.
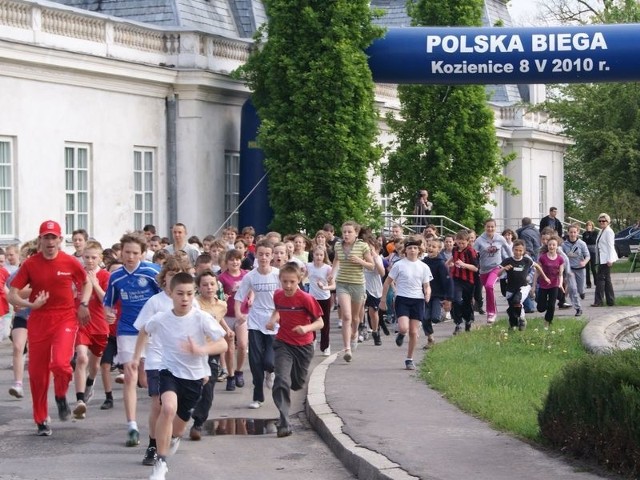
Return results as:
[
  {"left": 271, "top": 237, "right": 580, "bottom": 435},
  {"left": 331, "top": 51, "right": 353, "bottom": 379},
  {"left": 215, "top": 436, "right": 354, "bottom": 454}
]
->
[{"left": 0, "top": 340, "right": 353, "bottom": 480}]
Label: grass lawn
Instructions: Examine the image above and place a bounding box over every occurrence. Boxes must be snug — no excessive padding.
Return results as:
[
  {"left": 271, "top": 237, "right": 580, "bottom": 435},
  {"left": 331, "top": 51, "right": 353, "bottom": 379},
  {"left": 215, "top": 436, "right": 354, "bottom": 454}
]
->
[
  {"left": 611, "top": 258, "right": 639, "bottom": 274},
  {"left": 614, "top": 295, "right": 640, "bottom": 306},
  {"left": 420, "top": 317, "right": 588, "bottom": 441}
]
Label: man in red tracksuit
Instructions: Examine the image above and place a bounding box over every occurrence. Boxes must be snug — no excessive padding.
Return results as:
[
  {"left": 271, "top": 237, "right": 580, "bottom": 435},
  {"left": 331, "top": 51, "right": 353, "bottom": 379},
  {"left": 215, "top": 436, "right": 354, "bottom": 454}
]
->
[{"left": 8, "top": 220, "right": 92, "bottom": 436}]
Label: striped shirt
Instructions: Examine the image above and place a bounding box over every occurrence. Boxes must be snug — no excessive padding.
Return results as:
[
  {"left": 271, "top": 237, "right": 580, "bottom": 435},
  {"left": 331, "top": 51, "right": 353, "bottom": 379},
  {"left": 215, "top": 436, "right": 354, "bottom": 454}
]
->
[
  {"left": 335, "top": 240, "right": 370, "bottom": 285},
  {"left": 450, "top": 247, "right": 478, "bottom": 285}
]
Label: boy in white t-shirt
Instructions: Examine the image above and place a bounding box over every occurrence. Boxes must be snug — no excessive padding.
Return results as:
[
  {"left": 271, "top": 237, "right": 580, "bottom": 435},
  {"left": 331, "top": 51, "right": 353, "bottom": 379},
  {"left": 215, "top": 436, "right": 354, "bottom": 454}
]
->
[
  {"left": 380, "top": 236, "right": 432, "bottom": 371},
  {"left": 130, "top": 272, "right": 227, "bottom": 480}
]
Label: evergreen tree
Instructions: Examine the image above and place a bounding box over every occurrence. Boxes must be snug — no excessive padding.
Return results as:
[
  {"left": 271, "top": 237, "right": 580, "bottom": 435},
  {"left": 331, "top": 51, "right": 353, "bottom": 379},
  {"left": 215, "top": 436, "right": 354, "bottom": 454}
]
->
[
  {"left": 236, "top": 1, "right": 383, "bottom": 233},
  {"left": 382, "top": 0, "right": 514, "bottom": 230}
]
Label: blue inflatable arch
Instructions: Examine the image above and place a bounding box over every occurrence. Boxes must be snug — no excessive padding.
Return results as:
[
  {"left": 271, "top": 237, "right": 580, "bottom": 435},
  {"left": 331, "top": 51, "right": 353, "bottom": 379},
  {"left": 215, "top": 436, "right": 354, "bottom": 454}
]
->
[{"left": 240, "top": 25, "right": 634, "bottom": 231}]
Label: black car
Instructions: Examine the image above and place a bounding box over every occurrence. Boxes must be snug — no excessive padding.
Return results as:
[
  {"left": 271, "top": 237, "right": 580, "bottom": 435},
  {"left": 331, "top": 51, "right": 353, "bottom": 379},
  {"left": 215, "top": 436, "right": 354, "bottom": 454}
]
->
[{"left": 614, "top": 228, "right": 640, "bottom": 258}]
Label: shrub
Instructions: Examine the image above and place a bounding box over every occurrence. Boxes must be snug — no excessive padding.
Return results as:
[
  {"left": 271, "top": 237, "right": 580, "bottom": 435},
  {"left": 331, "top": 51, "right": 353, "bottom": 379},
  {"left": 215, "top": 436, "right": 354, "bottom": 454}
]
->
[{"left": 538, "top": 349, "right": 640, "bottom": 476}]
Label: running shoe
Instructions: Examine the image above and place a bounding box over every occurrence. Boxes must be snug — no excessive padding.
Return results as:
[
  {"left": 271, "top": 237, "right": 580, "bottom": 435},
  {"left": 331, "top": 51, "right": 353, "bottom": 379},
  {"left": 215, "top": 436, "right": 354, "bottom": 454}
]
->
[
  {"left": 264, "top": 372, "right": 275, "bottom": 389},
  {"left": 343, "top": 350, "right": 352, "bottom": 363},
  {"left": 100, "top": 398, "right": 114, "bottom": 410},
  {"left": 226, "top": 376, "right": 236, "bottom": 391},
  {"left": 395, "top": 333, "right": 405, "bottom": 347},
  {"left": 84, "top": 384, "right": 94, "bottom": 404},
  {"left": 321, "top": 346, "right": 332, "bottom": 356},
  {"left": 189, "top": 424, "right": 202, "bottom": 441},
  {"left": 142, "top": 446, "right": 157, "bottom": 466},
  {"left": 405, "top": 359, "right": 416, "bottom": 370},
  {"left": 149, "top": 458, "right": 168, "bottom": 480},
  {"left": 248, "top": 401, "right": 262, "bottom": 409},
  {"left": 73, "top": 400, "right": 87, "bottom": 420},
  {"left": 169, "top": 436, "right": 181, "bottom": 456},
  {"left": 9, "top": 383, "right": 24, "bottom": 399},
  {"left": 277, "top": 425, "right": 292, "bottom": 438},
  {"left": 126, "top": 428, "right": 140, "bottom": 447},
  {"left": 234, "top": 371, "right": 245, "bottom": 388},
  {"left": 37, "top": 422, "right": 52, "bottom": 436},
  {"left": 56, "top": 397, "right": 71, "bottom": 422}
]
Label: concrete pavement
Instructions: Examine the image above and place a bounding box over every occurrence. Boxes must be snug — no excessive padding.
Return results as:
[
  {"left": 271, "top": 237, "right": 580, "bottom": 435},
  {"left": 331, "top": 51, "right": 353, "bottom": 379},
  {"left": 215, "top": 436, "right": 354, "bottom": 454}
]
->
[{"left": 1, "top": 273, "right": 638, "bottom": 479}]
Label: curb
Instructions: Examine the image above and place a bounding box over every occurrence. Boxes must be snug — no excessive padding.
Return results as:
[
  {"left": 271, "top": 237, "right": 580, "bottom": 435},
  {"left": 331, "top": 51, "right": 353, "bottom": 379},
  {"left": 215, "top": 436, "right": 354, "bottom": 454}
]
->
[
  {"left": 305, "top": 354, "right": 419, "bottom": 480},
  {"left": 581, "top": 308, "right": 640, "bottom": 354}
]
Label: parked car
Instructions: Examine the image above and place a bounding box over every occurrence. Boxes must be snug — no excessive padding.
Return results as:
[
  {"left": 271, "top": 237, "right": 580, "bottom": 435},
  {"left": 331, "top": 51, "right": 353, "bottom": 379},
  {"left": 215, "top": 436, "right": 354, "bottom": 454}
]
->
[{"left": 615, "top": 228, "right": 640, "bottom": 258}]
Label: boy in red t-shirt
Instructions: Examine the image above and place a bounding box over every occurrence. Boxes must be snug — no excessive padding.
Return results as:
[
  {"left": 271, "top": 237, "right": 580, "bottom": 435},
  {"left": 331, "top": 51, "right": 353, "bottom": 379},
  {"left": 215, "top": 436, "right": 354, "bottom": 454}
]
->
[
  {"left": 72, "top": 241, "right": 110, "bottom": 419},
  {"left": 266, "top": 263, "right": 324, "bottom": 438}
]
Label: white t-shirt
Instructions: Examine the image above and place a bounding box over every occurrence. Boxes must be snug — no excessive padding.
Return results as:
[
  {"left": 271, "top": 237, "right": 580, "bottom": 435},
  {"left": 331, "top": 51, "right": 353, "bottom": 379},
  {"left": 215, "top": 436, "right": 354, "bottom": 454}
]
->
[
  {"left": 234, "top": 267, "right": 280, "bottom": 334},
  {"left": 143, "top": 308, "right": 225, "bottom": 380},
  {"left": 388, "top": 258, "right": 433, "bottom": 299},
  {"left": 364, "top": 255, "right": 384, "bottom": 299},
  {"left": 306, "top": 262, "right": 331, "bottom": 301}
]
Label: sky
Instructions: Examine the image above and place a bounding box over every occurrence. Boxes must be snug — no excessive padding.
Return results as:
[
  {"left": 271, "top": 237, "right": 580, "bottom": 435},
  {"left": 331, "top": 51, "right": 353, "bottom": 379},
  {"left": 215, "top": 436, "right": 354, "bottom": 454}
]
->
[{"left": 507, "top": 0, "right": 545, "bottom": 25}]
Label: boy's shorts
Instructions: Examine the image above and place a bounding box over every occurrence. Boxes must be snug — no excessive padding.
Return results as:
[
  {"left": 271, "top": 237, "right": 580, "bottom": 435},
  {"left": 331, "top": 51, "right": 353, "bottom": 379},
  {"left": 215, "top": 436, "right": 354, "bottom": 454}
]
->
[
  {"left": 159, "top": 369, "right": 203, "bottom": 422},
  {"left": 365, "top": 293, "right": 381, "bottom": 310},
  {"left": 100, "top": 336, "right": 118, "bottom": 366},
  {"left": 394, "top": 295, "right": 425, "bottom": 321},
  {"left": 76, "top": 331, "right": 108, "bottom": 357},
  {"left": 11, "top": 316, "right": 27, "bottom": 330},
  {"left": 146, "top": 369, "right": 160, "bottom": 397},
  {"left": 116, "top": 335, "right": 139, "bottom": 364}
]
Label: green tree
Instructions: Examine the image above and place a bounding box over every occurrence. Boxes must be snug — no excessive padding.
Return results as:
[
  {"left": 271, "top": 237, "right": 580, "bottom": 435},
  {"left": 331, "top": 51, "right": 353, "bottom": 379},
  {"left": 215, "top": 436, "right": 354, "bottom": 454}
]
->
[
  {"left": 540, "top": 0, "right": 640, "bottom": 226},
  {"left": 381, "top": 0, "right": 515, "bottom": 230},
  {"left": 235, "top": 1, "right": 383, "bottom": 233}
]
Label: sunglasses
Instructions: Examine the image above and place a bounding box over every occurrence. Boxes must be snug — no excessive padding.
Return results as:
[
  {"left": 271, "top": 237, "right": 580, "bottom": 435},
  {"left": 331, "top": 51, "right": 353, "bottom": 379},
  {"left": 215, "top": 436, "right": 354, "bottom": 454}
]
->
[{"left": 598, "top": 219, "right": 608, "bottom": 223}]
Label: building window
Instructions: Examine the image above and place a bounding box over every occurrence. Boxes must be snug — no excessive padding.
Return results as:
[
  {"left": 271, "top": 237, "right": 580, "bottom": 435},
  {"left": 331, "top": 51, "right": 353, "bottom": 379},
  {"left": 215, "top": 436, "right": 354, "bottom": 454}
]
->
[
  {"left": 538, "top": 175, "right": 547, "bottom": 220},
  {"left": 65, "top": 144, "right": 90, "bottom": 235},
  {"left": 0, "top": 138, "right": 14, "bottom": 237},
  {"left": 133, "top": 148, "right": 154, "bottom": 230},
  {"left": 224, "top": 151, "right": 240, "bottom": 228}
]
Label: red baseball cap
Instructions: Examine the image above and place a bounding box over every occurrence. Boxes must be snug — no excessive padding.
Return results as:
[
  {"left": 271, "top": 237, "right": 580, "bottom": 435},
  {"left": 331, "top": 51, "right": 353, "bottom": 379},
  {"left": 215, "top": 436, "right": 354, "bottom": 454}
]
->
[{"left": 39, "top": 220, "right": 62, "bottom": 237}]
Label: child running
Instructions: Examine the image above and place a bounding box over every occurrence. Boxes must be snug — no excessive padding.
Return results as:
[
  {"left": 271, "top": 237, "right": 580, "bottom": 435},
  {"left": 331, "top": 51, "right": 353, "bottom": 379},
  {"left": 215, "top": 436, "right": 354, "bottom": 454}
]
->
[
  {"left": 498, "top": 239, "right": 549, "bottom": 331},
  {"left": 536, "top": 235, "right": 565, "bottom": 329},
  {"left": 72, "top": 240, "right": 110, "bottom": 420},
  {"left": 305, "top": 246, "right": 335, "bottom": 355},
  {"left": 380, "top": 236, "right": 432, "bottom": 370},
  {"left": 266, "top": 263, "right": 324, "bottom": 437},
  {"left": 131, "top": 272, "right": 227, "bottom": 480},
  {"left": 421, "top": 238, "right": 453, "bottom": 348},
  {"left": 234, "top": 240, "right": 280, "bottom": 409},
  {"left": 447, "top": 230, "right": 478, "bottom": 335}
]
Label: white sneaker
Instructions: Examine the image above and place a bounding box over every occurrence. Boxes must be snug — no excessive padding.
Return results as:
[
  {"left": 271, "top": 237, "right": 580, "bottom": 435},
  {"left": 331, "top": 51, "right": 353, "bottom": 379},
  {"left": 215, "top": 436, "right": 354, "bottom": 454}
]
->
[
  {"left": 149, "top": 458, "right": 168, "bottom": 480},
  {"left": 169, "top": 436, "right": 181, "bottom": 456},
  {"left": 115, "top": 373, "right": 125, "bottom": 384},
  {"left": 73, "top": 400, "right": 87, "bottom": 420},
  {"left": 248, "top": 400, "right": 262, "bottom": 409},
  {"left": 265, "top": 372, "right": 275, "bottom": 389},
  {"left": 350, "top": 340, "right": 358, "bottom": 352},
  {"left": 445, "top": 312, "right": 452, "bottom": 321},
  {"left": 486, "top": 314, "right": 496, "bottom": 324},
  {"left": 337, "top": 320, "right": 342, "bottom": 328},
  {"left": 9, "top": 383, "right": 23, "bottom": 399},
  {"left": 322, "top": 346, "right": 331, "bottom": 356}
]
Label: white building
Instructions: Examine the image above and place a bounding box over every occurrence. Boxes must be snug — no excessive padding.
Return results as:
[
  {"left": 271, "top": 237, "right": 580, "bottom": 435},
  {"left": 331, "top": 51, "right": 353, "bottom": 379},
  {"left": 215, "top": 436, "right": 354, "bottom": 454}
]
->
[{"left": 0, "top": 0, "right": 568, "bottom": 246}]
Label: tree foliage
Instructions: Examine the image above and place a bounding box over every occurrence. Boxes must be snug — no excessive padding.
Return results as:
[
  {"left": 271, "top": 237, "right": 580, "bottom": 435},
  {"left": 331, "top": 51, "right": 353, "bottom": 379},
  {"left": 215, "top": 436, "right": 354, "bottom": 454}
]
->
[
  {"left": 539, "top": 0, "right": 640, "bottom": 226},
  {"left": 235, "top": 1, "right": 384, "bottom": 233},
  {"left": 381, "top": 0, "right": 515, "bottom": 231}
]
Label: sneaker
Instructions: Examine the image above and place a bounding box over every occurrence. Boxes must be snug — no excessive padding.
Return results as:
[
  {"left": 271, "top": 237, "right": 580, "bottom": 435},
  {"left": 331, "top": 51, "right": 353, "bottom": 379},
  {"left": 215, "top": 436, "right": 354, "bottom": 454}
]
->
[
  {"left": 217, "top": 369, "right": 228, "bottom": 382},
  {"left": 558, "top": 303, "right": 572, "bottom": 310},
  {"left": 126, "top": 428, "right": 140, "bottom": 447},
  {"left": 580, "top": 293, "right": 585, "bottom": 300},
  {"left": 379, "top": 319, "right": 390, "bottom": 336},
  {"left": 226, "top": 376, "right": 236, "bottom": 391},
  {"left": 150, "top": 458, "right": 168, "bottom": 480},
  {"left": 395, "top": 333, "right": 405, "bottom": 347},
  {"left": 248, "top": 400, "right": 262, "bottom": 409},
  {"left": 169, "top": 436, "right": 181, "bottom": 456},
  {"left": 350, "top": 340, "right": 358, "bottom": 352},
  {"left": 85, "top": 384, "right": 94, "bottom": 404},
  {"left": 189, "top": 424, "right": 202, "bottom": 441},
  {"left": 575, "top": 308, "right": 583, "bottom": 317},
  {"left": 100, "top": 398, "right": 114, "bottom": 410},
  {"left": 343, "top": 349, "right": 353, "bottom": 362},
  {"left": 518, "top": 317, "right": 527, "bottom": 331},
  {"left": 465, "top": 321, "right": 472, "bottom": 332},
  {"left": 277, "top": 425, "right": 292, "bottom": 438},
  {"left": 264, "top": 372, "right": 275, "bottom": 389},
  {"left": 445, "top": 311, "right": 452, "bottom": 321},
  {"left": 73, "top": 400, "right": 87, "bottom": 420},
  {"left": 56, "top": 398, "right": 71, "bottom": 422},
  {"left": 9, "top": 383, "right": 24, "bottom": 399},
  {"left": 405, "top": 359, "right": 416, "bottom": 371},
  {"left": 37, "top": 422, "right": 52, "bottom": 436},
  {"left": 234, "top": 371, "right": 245, "bottom": 388},
  {"left": 486, "top": 314, "right": 496, "bottom": 324},
  {"left": 453, "top": 324, "right": 463, "bottom": 335},
  {"left": 478, "top": 307, "right": 486, "bottom": 315},
  {"left": 321, "top": 346, "right": 332, "bottom": 356},
  {"left": 115, "top": 373, "right": 125, "bottom": 384},
  {"left": 337, "top": 320, "right": 342, "bottom": 328},
  {"left": 372, "top": 332, "right": 382, "bottom": 346},
  {"left": 142, "top": 446, "right": 158, "bottom": 466}
]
